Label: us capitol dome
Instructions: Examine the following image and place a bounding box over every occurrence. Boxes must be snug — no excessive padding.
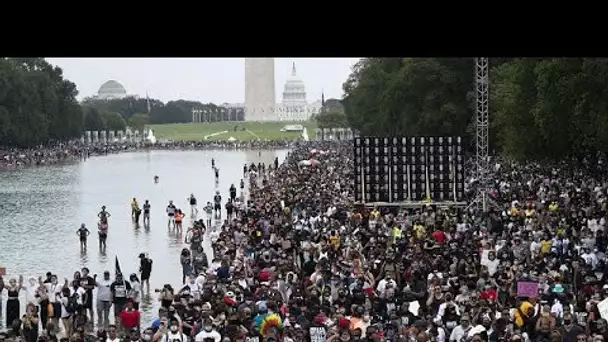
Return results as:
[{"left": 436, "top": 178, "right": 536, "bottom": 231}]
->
[
  {"left": 96, "top": 80, "right": 128, "bottom": 100},
  {"left": 282, "top": 62, "right": 307, "bottom": 106},
  {"left": 278, "top": 62, "right": 320, "bottom": 121}
]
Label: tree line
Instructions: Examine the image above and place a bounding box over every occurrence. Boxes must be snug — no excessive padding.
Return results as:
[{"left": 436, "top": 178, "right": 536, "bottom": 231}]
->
[
  {"left": 342, "top": 58, "right": 608, "bottom": 161},
  {"left": 0, "top": 58, "right": 83, "bottom": 147},
  {"left": 0, "top": 58, "right": 245, "bottom": 147}
]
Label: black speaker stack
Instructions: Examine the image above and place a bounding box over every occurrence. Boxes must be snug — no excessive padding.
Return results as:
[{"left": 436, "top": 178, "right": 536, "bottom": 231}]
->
[{"left": 354, "top": 136, "right": 465, "bottom": 203}]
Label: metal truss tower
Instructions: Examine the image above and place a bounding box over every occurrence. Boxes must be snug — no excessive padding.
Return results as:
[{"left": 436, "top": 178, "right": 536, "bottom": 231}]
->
[{"left": 472, "top": 57, "right": 492, "bottom": 212}]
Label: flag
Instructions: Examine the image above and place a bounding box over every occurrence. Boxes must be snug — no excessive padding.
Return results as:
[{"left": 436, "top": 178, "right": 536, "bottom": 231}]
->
[{"left": 115, "top": 256, "right": 123, "bottom": 277}]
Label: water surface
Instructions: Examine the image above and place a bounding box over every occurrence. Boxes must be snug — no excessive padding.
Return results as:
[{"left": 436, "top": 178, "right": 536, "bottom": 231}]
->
[{"left": 0, "top": 149, "right": 287, "bottom": 326}]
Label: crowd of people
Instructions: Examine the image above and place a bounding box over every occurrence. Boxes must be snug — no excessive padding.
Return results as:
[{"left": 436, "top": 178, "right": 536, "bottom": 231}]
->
[
  {"left": 0, "top": 140, "right": 296, "bottom": 169},
  {"left": 3, "top": 140, "right": 608, "bottom": 342}
]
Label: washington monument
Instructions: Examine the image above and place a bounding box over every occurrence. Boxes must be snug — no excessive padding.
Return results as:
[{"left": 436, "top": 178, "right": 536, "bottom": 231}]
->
[{"left": 245, "top": 58, "right": 276, "bottom": 122}]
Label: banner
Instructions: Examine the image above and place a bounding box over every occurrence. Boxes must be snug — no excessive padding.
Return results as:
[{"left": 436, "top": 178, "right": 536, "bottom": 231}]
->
[
  {"left": 92, "top": 131, "right": 99, "bottom": 143},
  {"left": 100, "top": 131, "right": 107, "bottom": 143},
  {"left": 85, "top": 131, "right": 91, "bottom": 144},
  {"left": 315, "top": 128, "right": 322, "bottom": 141},
  {"left": 109, "top": 131, "right": 115, "bottom": 141}
]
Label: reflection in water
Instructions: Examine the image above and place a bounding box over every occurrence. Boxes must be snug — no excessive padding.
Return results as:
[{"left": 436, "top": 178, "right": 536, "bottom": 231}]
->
[{"left": 0, "top": 149, "right": 287, "bottom": 326}]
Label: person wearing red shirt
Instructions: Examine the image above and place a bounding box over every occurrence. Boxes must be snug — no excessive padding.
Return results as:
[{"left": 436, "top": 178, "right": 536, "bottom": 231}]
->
[
  {"left": 119, "top": 299, "right": 140, "bottom": 332},
  {"left": 480, "top": 285, "right": 497, "bottom": 302},
  {"left": 431, "top": 228, "right": 447, "bottom": 244}
]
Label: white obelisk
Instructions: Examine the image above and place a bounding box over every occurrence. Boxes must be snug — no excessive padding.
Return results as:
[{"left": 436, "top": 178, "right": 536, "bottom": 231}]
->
[{"left": 245, "top": 58, "right": 276, "bottom": 122}]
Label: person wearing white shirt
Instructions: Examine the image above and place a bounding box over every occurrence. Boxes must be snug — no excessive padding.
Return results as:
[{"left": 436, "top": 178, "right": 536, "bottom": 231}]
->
[
  {"left": 71, "top": 286, "right": 87, "bottom": 306},
  {"left": 164, "top": 320, "right": 189, "bottom": 342},
  {"left": 376, "top": 273, "right": 397, "bottom": 297},
  {"left": 180, "top": 275, "right": 202, "bottom": 300},
  {"left": 25, "top": 277, "right": 39, "bottom": 304},
  {"left": 96, "top": 271, "right": 113, "bottom": 329},
  {"left": 45, "top": 275, "right": 65, "bottom": 326},
  {"left": 551, "top": 299, "right": 563, "bottom": 319},
  {"left": 129, "top": 274, "right": 142, "bottom": 310},
  {"left": 482, "top": 252, "right": 500, "bottom": 277},
  {"left": 106, "top": 324, "right": 121, "bottom": 342},
  {"left": 195, "top": 318, "right": 221, "bottom": 342},
  {"left": 59, "top": 288, "right": 74, "bottom": 337},
  {"left": 449, "top": 315, "right": 472, "bottom": 342}
]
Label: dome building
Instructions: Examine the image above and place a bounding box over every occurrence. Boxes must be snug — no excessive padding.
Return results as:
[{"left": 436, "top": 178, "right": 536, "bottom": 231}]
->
[
  {"left": 97, "top": 80, "right": 128, "bottom": 100},
  {"left": 279, "top": 63, "right": 310, "bottom": 121}
]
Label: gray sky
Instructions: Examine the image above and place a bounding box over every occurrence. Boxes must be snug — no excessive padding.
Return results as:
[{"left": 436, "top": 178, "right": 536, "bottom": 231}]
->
[{"left": 45, "top": 58, "right": 360, "bottom": 104}]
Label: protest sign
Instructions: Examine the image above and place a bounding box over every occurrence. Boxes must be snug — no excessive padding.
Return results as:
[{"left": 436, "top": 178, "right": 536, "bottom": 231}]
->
[
  {"left": 310, "top": 326, "right": 327, "bottom": 342},
  {"left": 517, "top": 281, "right": 539, "bottom": 297},
  {"left": 597, "top": 298, "right": 608, "bottom": 319}
]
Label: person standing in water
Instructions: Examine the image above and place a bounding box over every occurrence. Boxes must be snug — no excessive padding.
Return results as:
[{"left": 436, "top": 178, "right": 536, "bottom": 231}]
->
[
  {"left": 76, "top": 224, "right": 90, "bottom": 249},
  {"left": 95, "top": 271, "right": 112, "bottom": 329},
  {"left": 154, "top": 175, "right": 159, "bottom": 184},
  {"left": 110, "top": 273, "right": 131, "bottom": 328},
  {"left": 138, "top": 253, "right": 153, "bottom": 293},
  {"left": 203, "top": 202, "right": 213, "bottom": 228},
  {"left": 229, "top": 184, "right": 237, "bottom": 202},
  {"left": 131, "top": 198, "right": 139, "bottom": 219},
  {"left": 213, "top": 191, "right": 222, "bottom": 220},
  {"left": 98, "top": 206, "right": 111, "bottom": 224},
  {"left": 187, "top": 194, "right": 198, "bottom": 218},
  {"left": 174, "top": 209, "right": 184, "bottom": 231},
  {"left": 143, "top": 200, "right": 151, "bottom": 226},
  {"left": 80, "top": 268, "right": 95, "bottom": 324},
  {"left": 166, "top": 201, "right": 176, "bottom": 229},
  {"left": 214, "top": 167, "right": 220, "bottom": 184},
  {"left": 211, "top": 158, "right": 215, "bottom": 169}
]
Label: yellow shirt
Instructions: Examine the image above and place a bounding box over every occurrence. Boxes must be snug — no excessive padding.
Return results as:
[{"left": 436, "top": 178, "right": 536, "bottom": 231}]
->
[
  {"left": 329, "top": 235, "right": 340, "bottom": 248},
  {"left": 549, "top": 203, "right": 559, "bottom": 212},
  {"left": 370, "top": 210, "right": 380, "bottom": 219},
  {"left": 413, "top": 224, "right": 426, "bottom": 239},
  {"left": 540, "top": 240, "right": 552, "bottom": 254},
  {"left": 510, "top": 207, "right": 519, "bottom": 216},
  {"left": 131, "top": 200, "right": 139, "bottom": 210},
  {"left": 392, "top": 227, "right": 402, "bottom": 243},
  {"left": 525, "top": 209, "right": 535, "bottom": 217}
]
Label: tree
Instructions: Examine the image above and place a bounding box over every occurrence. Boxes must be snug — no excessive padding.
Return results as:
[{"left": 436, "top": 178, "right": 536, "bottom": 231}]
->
[
  {"left": 316, "top": 110, "right": 349, "bottom": 129},
  {"left": 343, "top": 58, "right": 473, "bottom": 138},
  {"left": 0, "top": 58, "right": 83, "bottom": 147},
  {"left": 341, "top": 57, "right": 608, "bottom": 161},
  {"left": 84, "top": 107, "right": 105, "bottom": 131},
  {"left": 101, "top": 111, "right": 127, "bottom": 131},
  {"left": 128, "top": 113, "right": 150, "bottom": 132}
]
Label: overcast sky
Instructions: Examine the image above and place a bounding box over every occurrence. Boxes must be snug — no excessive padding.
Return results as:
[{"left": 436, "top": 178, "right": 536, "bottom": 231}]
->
[{"left": 45, "top": 58, "right": 361, "bottom": 104}]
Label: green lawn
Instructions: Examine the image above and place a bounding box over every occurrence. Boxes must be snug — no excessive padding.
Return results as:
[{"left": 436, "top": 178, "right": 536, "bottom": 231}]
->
[{"left": 149, "top": 121, "right": 317, "bottom": 141}]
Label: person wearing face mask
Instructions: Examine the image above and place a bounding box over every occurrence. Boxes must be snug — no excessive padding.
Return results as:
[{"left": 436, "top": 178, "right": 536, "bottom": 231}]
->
[
  {"left": 195, "top": 318, "right": 221, "bottom": 342},
  {"left": 448, "top": 314, "right": 471, "bottom": 342},
  {"left": 138, "top": 328, "right": 154, "bottom": 342},
  {"left": 161, "top": 319, "right": 188, "bottom": 342},
  {"left": 558, "top": 313, "right": 585, "bottom": 342}
]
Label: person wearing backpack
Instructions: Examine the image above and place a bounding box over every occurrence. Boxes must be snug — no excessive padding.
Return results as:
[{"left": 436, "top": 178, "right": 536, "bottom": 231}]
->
[{"left": 59, "top": 287, "right": 75, "bottom": 338}]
